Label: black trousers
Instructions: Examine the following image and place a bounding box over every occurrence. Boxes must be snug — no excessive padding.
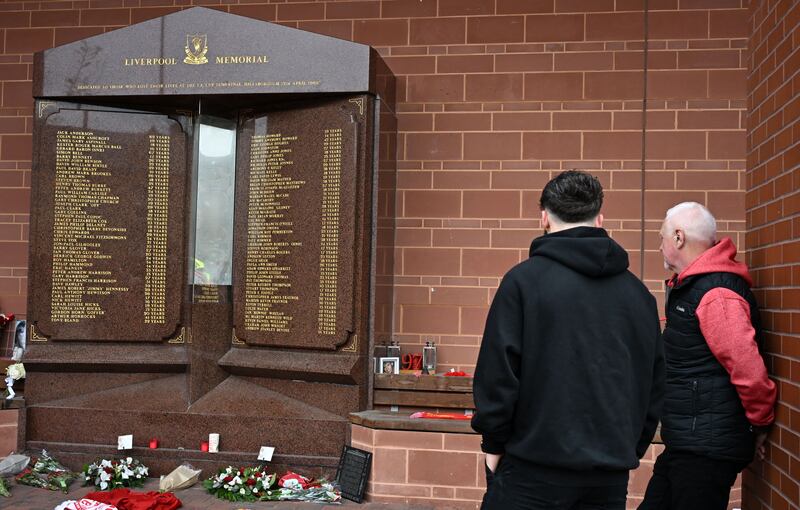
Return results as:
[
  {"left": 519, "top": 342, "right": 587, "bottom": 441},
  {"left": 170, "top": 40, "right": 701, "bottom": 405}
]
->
[
  {"left": 481, "top": 456, "right": 628, "bottom": 510},
  {"left": 638, "top": 449, "right": 744, "bottom": 510}
]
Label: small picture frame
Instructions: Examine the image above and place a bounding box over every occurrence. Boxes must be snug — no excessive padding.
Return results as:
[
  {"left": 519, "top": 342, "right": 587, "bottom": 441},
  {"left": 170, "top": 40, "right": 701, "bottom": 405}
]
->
[{"left": 379, "top": 357, "right": 400, "bottom": 374}]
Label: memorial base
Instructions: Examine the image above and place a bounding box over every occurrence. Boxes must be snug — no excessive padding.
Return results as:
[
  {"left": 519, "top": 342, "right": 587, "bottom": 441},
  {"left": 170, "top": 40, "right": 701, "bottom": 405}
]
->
[{"left": 24, "top": 374, "right": 349, "bottom": 477}]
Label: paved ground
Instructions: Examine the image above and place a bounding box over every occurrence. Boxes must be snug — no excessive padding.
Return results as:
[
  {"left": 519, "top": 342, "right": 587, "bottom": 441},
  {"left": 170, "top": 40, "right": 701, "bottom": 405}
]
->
[{"left": 0, "top": 479, "right": 426, "bottom": 510}]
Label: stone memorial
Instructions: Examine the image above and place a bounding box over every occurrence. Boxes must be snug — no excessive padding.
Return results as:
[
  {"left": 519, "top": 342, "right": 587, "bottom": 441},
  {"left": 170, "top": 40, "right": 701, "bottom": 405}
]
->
[{"left": 23, "top": 7, "right": 396, "bottom": 477}]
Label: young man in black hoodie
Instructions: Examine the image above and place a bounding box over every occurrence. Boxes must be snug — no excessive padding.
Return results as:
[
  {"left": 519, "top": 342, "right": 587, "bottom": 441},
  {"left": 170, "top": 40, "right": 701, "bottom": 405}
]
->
[{"left": 472, "top": 170, "right": 665, "bottom": 509}]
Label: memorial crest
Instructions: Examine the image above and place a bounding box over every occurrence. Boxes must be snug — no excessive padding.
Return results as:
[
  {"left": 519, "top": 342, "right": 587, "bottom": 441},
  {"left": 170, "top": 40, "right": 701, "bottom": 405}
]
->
[{"left": 184, "top": 34, "right": 208, "bottom": 65}]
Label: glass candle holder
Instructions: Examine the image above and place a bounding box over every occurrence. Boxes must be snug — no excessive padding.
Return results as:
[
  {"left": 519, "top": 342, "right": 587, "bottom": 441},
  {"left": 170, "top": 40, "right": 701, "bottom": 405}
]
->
[{"left": 422, "top": 342, "right": 437, "bottom": 375}]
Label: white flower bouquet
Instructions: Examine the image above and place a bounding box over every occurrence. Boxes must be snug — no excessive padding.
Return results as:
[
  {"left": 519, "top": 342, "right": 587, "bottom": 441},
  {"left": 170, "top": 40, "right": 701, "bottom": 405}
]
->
[
  {"left": 82, "top": 457, "right": 149, "bottom": 490},
  {"left": 4, "top": 362, "right": 25, "bottom": 400},
  {"left": 203, "top": 465, "right": 276, "bottom": 502}
]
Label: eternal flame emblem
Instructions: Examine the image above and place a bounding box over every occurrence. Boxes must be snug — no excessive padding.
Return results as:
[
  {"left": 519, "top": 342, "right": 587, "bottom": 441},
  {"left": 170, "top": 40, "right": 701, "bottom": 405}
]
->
[{"left": 184, "top": 34, "right": 208, "bottom": 65}]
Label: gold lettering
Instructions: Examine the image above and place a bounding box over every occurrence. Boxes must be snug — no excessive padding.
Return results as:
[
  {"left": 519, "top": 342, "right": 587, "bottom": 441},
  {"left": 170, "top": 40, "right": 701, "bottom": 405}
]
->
[
  {"left": 215, "top": 55, "right": 270, "bottom": 65},
  {"left": 123, "top": 57, "right": 177, "bottom": 66},
  {"left": 243, "top": 131, "right": 303, "bottom": 333},
  {"left": 50, "top": 130, "right": 129, "bottom": 323}
]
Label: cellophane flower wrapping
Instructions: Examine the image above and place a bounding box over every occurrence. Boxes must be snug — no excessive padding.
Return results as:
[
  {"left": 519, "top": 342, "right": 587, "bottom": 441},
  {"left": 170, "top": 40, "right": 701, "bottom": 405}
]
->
[{"left": 15, "top": 450, "right": 78, "bottom": 493}]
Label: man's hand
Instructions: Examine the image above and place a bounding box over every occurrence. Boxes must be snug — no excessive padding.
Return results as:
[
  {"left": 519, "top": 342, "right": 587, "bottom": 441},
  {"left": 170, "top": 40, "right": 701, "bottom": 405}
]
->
[
  {"left": 755, "top": 432, "right": 769, "bottom": 460},
  {"left": 485, "top": 453, "right": 503, "bottom": 473}
]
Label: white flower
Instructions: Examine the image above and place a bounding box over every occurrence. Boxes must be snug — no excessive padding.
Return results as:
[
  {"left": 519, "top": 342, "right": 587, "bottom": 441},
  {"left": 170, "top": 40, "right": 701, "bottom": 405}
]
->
[
  {"left": 100, "top": 481, "right": 108, "bottom": 490},
  {"left": 239, "top": 488, "right": 245, "bottom": 494},
  {"left": 141, "top": 467, "right": 148, "bottom": 476},
  {"left": 6, "top": 363, "right": 24, "bottom": 380},
  {"left": 100, "top": 471, "right": 111, "bottom": 482},
  {"left": 100, "top": 460, "right": 112, "bottom": 468},
  {"left": 125, "top": 457, "right": 132, "bottom": 464},
  {"left": 253, "top": 488, "right": 258, "bottom": 494}
]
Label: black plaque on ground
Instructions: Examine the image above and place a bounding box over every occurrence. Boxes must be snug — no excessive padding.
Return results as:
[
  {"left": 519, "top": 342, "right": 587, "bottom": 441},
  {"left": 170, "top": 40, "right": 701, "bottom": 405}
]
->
[{"left": 335, "top": 445, "right": 372, "bottom": 503}]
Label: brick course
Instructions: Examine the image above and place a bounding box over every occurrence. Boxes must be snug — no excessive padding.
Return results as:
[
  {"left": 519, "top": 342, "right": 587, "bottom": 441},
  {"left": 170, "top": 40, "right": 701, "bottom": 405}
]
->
[{"left": 352, "top": 425, "right": 740, "bottom": 509}]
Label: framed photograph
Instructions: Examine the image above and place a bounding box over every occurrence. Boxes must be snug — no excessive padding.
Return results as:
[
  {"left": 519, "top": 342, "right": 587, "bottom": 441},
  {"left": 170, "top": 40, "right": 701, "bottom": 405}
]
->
[{"left": 379, "top": 357, "right": 400, "bottom": 374}]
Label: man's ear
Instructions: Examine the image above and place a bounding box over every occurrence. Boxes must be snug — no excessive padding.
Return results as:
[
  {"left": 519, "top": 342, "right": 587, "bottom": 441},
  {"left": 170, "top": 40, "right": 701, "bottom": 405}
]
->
[
  {"left": 674, "top": 229, "right": 685, "bottom": 248},
  {"left": 541, "top": 210, "right": 550, "bottom": 232},
  {"left": 594, "top": 213, "right": 604, "bottom": 228}
]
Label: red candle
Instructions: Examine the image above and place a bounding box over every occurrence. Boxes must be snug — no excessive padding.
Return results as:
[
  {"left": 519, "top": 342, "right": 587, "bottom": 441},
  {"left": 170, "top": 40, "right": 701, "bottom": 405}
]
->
[
  {"left": 201, "top": 441, "right": 209, "bottom": 452},
  {"left": 149, "top": 438, "right": 158, "bottom": 449}
]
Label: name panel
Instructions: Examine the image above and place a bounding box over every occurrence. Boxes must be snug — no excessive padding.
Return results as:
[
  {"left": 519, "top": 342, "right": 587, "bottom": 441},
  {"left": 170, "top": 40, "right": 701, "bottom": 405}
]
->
[
  {"left": 30, "top": 106, "right": 188, "bottom": 341},
  {"left": 232, "top": 98, "right": 360, "bottom": 350}
]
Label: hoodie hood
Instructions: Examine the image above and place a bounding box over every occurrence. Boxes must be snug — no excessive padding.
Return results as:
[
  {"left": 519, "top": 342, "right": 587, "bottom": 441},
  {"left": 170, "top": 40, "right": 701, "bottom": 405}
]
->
[
  {"left": 674, "top": 237, "right": 752, "bottom": 286},
  {"left": 529, "top": 226, "right": 629, "bottom": 278}
]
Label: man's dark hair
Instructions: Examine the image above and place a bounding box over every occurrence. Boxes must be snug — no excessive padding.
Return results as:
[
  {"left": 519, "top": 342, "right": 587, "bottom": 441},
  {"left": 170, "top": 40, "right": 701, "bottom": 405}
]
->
[{"left": 539, "top": 170, "right": 604, "bottom": 223}]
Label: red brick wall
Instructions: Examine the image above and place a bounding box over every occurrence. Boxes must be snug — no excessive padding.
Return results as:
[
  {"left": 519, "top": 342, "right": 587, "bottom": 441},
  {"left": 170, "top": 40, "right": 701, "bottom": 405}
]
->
[
  {"left": 352, "top": 427, "right": 741, "bottom": 509},
  {"left": 0, "top": 0, "right": 749, "bottom": 366},
  {"left": 742, "top": 1, "right": 800, "bottom": 509}
]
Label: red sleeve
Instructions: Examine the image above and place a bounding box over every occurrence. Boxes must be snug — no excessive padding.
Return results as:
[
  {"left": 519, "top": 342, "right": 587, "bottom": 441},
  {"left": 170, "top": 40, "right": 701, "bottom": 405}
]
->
[{"left": 696, "top": 287, "right": 777, "bottom": 426}]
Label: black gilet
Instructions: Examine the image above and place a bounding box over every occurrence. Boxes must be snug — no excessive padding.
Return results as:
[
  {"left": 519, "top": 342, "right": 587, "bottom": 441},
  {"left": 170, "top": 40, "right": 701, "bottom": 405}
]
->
[{"left": 661, "top": 271, "right": 762, "bottom": 464}]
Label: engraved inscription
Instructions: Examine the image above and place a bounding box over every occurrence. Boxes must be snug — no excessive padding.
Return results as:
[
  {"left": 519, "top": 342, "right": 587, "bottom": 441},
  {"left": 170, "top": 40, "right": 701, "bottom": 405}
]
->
[
  {"left": 144, "top": 134, "right": 170, "bottom": 323},
  {"left": 51, "top": 130, "right": 129, "bottom": 322},
  {"left": 318, "top": 128, "right": 342, "bottom": 335},
  {"left": 244, "top": 133, "right": 305, "bottom": 332}
]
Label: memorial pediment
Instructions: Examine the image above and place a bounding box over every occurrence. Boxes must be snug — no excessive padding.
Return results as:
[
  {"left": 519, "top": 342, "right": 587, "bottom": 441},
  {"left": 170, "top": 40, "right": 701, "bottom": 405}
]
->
[{"left": 34, "top": 6, "right": 378, "bottom": 98}]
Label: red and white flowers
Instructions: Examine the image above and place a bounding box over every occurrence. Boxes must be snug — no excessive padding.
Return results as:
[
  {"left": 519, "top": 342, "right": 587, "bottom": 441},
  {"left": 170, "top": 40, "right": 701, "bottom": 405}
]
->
[
  {"left": 203, "top": 465, "right": 276, "bottom": 502},
  {"left": 82, "top": 457, "right": 148, "bottom": 490}
]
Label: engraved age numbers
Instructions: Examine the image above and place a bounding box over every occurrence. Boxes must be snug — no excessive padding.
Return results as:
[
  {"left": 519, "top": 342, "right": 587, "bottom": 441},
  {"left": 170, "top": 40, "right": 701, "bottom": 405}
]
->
[{"left": 236, "top": 100, "right": 358, "bottom": 349}]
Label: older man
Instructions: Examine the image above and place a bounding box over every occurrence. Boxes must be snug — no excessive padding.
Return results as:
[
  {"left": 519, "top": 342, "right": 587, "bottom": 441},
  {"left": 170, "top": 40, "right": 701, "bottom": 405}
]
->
[
  {"left": 639, "top": 202, "right": 777, "bottom": 510},
  {"left": 473, "top": 170, "right": 664, "bottom": 510}
]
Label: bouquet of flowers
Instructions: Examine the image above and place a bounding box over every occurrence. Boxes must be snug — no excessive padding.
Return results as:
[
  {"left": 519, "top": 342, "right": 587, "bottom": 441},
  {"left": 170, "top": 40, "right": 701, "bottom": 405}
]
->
[
  {"left": 15, "top": 451, "right": 78, "bottom": 493},
  {"left": 82, "top": 457, "right": 149, "bottom": 490},
  {"left": 4, "top": 362, "right": 24, "bottom": 400},
  {"left": 259, "top": 471, "right": 341, "bottom": 503},
  {"left": 203, "top": 465, "right": 276, "bottom": 502}
]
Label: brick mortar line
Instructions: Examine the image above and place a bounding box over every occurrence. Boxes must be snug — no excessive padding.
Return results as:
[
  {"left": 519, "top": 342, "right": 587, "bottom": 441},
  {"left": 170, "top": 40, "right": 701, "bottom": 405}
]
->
[
  {"left": 746, "top": 145, "right": 800, "bottom": 175},
  {"left": 747, "top": 68, "right": 800, "bottom": 124},
  {"left": 746, "top": 45, "right": 800, "bottom": 113},
  {"left": 744, "top": 195, "right": 800, "bottom": 218},
  {"left": 746, "top": 1, "right": 793, "bottom": 64}
]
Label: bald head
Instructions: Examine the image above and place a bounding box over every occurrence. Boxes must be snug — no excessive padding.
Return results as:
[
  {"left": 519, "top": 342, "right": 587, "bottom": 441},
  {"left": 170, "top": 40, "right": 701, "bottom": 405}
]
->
[
  {"left": 659, "top": 202, "right": 717, "bottom": 274},
  {"left": 664, "top": 202, "right": 716, "bottom": 245}
]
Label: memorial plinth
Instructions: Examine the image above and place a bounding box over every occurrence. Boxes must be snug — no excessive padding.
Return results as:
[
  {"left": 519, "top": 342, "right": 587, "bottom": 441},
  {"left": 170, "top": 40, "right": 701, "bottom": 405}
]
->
[{"left": 24, "top": 7, "right": 396, "bottom": 477}]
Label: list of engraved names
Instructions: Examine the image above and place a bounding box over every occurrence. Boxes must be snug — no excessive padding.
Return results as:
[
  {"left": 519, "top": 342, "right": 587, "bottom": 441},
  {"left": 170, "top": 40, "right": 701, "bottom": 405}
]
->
[
  {"left": 50, "top": 129, "right": 170, "bottom": 324},
  {"left": 244, "top": 133, "right": 304, "bottom": 332},
  {"left": 51, "top": 130, "right": 128, "bottom": 322}
]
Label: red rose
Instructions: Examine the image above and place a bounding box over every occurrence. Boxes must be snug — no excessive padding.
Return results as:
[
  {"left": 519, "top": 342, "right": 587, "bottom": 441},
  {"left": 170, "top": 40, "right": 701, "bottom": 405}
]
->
[
  {"left": 223, "top": 476, "right": 233, "bottom": 483},
  {"left": 104, "top": 467, "right": 114, "bottom": 474},
  {"left": 246, "top": 478, "right": 256, "bottom": 486}
]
